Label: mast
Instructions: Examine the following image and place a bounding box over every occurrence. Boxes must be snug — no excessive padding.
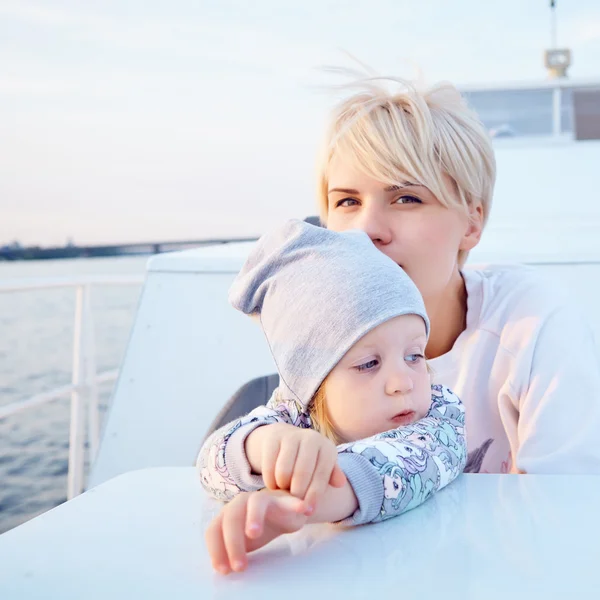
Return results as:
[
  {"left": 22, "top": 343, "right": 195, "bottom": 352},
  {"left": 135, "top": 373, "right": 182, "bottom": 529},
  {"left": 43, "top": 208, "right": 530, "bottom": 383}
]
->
[
  {"left": 544, "top": 0, "right": 571, "bottom": 78},
  {"left": 550, "top": 0, "right": 557, "bottom": 49}
]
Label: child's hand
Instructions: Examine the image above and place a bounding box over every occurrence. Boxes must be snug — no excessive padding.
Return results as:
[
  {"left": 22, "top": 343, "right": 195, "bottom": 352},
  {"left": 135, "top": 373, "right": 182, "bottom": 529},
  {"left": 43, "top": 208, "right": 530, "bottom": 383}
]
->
[
  {"left": 245, "top": 423, "right": 347, "bottom": 513},
  {"left": 205, "top": 489, "right": 307, "bottom": 575}
]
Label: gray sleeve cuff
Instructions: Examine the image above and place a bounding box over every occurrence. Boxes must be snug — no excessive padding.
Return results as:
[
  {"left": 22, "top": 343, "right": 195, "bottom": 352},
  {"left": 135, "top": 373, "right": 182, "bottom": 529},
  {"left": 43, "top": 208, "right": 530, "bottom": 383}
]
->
[
  {"left": 224, "top": 422, "right": 267, "bottom": 491},
  {"left": 336, "top": 452, "right": 384, "bottom": 526}
]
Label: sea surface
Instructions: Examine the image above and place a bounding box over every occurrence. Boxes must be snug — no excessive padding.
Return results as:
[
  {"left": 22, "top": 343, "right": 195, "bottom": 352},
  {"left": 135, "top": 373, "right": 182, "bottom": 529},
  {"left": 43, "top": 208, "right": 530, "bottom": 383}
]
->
[{"left": 0, "top": 256, "right": 146, "bottom": 533}]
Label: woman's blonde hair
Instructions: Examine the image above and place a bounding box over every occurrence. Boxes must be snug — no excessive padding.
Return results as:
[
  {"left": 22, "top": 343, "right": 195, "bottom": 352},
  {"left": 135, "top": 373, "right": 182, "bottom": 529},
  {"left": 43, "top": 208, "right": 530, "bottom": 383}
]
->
[{"left": 317, "top": 75, "right": 496, "bottom": 266}]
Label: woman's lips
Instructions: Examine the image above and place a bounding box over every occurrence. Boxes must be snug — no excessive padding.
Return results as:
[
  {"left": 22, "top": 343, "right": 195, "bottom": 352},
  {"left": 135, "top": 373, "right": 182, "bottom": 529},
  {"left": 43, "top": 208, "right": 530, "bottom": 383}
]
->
[{"left": 391, "top": 411, "right": 416, "bottom": 426}]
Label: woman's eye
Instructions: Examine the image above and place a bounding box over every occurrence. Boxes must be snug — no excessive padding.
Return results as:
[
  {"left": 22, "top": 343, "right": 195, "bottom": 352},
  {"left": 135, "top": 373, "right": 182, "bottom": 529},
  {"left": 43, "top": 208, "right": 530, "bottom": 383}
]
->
[
  {"left": 335, "top": 197, "right": 360, "bottom": 208},
  {"left": 393, "top": 481, "right": 399, "bottom": 490},
  {"left": 356, "top": 359, "right": 379, "bottom": 372},
  {"left": 405, "top": 353, "right": 424, "bottom": 363},
  {"left": 395, "top": 195, "right": 422, "bottom": 204}
]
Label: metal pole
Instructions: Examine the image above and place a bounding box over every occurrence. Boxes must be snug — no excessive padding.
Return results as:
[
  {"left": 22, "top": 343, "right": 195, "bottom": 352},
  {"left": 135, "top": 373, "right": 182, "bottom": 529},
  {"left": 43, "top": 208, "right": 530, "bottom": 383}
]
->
[
  {"left": 553, "top": 87, "right": 562, "bottom": 136},
  {"left": 67, "top": 285, "right": 86, "bottom": 499},
  {"left": 0, "top": 383, "right": 78, "bottom": 420},
  {"left": 84, "top": 285, "right": 100, "bottom": 463},
  {"left": 550, "top": 0, "right": 557, "bottom": 49}
]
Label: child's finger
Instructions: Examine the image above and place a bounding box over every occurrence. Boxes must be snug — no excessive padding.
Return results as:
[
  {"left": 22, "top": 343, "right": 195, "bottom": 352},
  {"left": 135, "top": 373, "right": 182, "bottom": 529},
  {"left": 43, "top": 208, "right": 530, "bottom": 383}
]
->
[
  {"left": 221, "top": 496, "right": 250, "bottom": 573},
  {"left": 245, "top": 492, "right": 304, "bottom": 537},
  {"left": 329, "top": 463, "right": 347, "bottom": 488},
  {"left": 289, "top": 442, "right": 318, "bottom": 500},
  {"left": 245, "top": 492, "right": 269, "bottom": 539},
  {"left": 260, "top": 435, "right": 280, "bottom": 490},
  {"left": 275, "top": 494, "right": 306, "bottom": 513},
  {"left": 274, "top": 440, "right": 299, "bottom": 491},
  {"left": 271, "top": 495, "right": 306, "bottom": 527},
  {"left": 303, "top": 449, "right": 336, "bottom": 513},
  {"left": 205, "top": 513, "right": 232, "bottom": 575}
]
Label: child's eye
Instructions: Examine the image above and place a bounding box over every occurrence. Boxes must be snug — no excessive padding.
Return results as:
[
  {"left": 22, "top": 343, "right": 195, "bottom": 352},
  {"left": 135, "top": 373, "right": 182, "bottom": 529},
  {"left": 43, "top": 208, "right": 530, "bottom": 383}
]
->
[
  {"left": 356, "top": 359, "right": 379, "bottom": 372},
  {"left": 405, "top": 353, "right": 424, "bottom": 363}
]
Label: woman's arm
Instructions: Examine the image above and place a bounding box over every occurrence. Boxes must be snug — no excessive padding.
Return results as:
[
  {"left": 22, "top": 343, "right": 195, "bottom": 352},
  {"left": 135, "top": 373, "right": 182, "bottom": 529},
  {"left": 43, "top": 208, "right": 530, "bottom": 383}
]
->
[
  {"left": 514, "top": 306, "right": 600, "bottom": 474},
  {"left": 335, "top": 385, "right": 467, "bottom": 525}
]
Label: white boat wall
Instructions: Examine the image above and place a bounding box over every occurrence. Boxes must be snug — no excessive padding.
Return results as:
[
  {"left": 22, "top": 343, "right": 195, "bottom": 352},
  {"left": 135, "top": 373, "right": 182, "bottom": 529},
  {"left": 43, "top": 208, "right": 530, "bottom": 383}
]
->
[{"left": 88, "top": 129, "right": 600, "bottom": 489}]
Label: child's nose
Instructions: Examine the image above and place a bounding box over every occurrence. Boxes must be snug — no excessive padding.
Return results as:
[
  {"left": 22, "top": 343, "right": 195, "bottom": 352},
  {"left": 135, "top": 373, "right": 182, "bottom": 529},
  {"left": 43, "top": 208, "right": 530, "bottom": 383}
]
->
[{"left": 384, "top": 367, "right": 414, "bottom": 396}]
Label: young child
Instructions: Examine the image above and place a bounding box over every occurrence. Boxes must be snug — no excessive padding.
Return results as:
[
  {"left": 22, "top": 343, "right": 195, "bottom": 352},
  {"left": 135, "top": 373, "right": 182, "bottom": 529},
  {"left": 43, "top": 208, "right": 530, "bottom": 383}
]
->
[{"left": 199, "top": 219, "right": 466, "bottom": 572}]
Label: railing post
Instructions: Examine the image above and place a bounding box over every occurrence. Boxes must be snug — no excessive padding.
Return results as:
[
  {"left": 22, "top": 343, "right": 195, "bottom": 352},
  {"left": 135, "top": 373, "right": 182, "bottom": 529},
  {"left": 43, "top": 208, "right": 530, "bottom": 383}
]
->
[
  {"left": 84, "top": 285, "right": 100, "bottom": 463},
  {"left": 552, "top": 86, "right": 562, "bottom": 137},
  {"left": 67, "top": 285, "right": 86, "bottom": 499},
  {"left": 0, "top": 275, "right": 144, "bottom": 504}
]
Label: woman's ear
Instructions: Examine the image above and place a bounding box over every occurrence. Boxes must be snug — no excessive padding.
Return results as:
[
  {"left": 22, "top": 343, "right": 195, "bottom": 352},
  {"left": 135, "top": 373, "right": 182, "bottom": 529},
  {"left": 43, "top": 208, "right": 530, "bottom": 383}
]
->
[{"left": 459, "top": 203, "right": 484, "bottom": 252}]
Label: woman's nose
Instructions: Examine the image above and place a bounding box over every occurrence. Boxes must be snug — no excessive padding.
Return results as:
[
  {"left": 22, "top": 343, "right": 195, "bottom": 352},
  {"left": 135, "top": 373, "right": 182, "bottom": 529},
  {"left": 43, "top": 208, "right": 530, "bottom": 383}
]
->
[{"left": 356, "top": 209, "right": 393, "bottom": 246}]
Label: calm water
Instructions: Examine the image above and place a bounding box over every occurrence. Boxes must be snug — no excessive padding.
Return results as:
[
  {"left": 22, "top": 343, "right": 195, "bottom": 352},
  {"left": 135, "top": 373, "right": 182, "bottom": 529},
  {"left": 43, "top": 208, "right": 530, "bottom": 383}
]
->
[{"left": 0, "top": 256, "right": 146, "bottom": 533}]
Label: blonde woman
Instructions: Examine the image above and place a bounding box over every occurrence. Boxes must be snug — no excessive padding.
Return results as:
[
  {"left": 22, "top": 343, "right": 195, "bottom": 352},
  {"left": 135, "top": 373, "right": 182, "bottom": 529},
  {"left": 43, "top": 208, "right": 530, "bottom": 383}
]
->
[{"left": 199, "top": 77, "right": 600, "bottom": 572}]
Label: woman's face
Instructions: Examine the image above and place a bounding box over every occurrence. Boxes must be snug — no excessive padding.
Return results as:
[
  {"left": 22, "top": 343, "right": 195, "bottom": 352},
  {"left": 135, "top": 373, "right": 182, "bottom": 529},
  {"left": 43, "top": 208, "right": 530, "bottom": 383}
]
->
[{"left": 325, "top": 155, "right": 482, "bottom": 301}]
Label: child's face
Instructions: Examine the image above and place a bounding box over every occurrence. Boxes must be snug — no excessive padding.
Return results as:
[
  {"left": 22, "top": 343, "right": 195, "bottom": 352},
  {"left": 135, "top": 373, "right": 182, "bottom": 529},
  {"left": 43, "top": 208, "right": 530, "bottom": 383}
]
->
[{"left": 323, "top": 314, "right": 431, "bottom": 443}]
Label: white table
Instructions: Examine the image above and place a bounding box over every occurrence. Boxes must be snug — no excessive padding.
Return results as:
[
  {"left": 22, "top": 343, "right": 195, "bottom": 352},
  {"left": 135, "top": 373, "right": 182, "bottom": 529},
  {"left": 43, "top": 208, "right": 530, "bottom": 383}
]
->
[{"left": 0, "top": 468, "right": 598, "bottom": 599}]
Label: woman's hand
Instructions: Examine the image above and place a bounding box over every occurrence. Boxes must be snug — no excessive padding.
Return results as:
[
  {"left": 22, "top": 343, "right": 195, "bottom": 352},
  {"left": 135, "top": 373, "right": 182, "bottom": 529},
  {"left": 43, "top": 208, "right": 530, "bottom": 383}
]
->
[
  {"left": 244, "top": 423, "right": 347, "bottom": 513},
  {"left": 205, "top": 489, "right": 308, "bottom": 575}
]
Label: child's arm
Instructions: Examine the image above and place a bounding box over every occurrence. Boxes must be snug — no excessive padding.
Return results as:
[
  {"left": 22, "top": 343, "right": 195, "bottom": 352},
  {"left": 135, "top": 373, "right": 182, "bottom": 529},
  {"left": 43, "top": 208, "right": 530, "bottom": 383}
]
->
[
  {"left": 200, "top": 383, "right": 465, "bottom": 522},
  {"left": 197, "top": 390, "right": 304, "bottom": 500},
  {"left": 335, "top": 384, "right": 467, "bottom": 525},
  {"left": 205, "top": 483, "right": 359, "bottom": 575},
  {"left": 205, "top": 386, "right": 465, "bottom": 574},
  {"left": 197, "top": 390, "right": 345, "bottom": 503}
]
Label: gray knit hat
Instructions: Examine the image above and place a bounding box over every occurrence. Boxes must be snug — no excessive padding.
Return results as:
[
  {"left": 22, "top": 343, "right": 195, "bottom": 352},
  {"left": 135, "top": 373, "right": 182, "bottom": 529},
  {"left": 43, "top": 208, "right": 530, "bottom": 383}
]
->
[{"left": 229, "top": 219, "right": 429, "bottom": 408}]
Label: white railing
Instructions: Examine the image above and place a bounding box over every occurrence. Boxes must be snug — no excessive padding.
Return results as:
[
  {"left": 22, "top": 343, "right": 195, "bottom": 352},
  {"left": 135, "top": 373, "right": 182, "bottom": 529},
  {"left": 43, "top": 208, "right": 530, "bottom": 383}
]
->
[{"left": 0, "top": 275, "right": 144, "bottom": 500}]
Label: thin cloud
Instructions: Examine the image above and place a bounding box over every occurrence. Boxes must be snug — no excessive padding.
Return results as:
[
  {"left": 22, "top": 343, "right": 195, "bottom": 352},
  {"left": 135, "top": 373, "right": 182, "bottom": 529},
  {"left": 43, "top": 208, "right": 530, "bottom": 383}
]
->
[
  {"left": 2, "top": 0, "right": 600, "bottom": 246},
  {"left": 0, "top": 1, "right": 327, "bottom": 75},
  {"left": 578, "top": 20, "right": 600, "bottom": 43},
  {"left": 0, "top": 75, "right": 79, "bottom": 95},
  {"left": 0, "top": 0, "right": 111, "bottom": 28}
]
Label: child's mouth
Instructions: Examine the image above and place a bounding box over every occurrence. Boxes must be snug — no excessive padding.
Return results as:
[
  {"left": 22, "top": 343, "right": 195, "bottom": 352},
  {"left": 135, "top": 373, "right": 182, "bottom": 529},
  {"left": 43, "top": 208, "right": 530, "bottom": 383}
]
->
[{"left": 391, "top": 410, "right": 416, "bottom": 426}]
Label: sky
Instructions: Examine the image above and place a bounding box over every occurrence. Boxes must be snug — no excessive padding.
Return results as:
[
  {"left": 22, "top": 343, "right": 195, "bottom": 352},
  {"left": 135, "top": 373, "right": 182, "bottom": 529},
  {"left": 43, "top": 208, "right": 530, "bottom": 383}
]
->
[{"left": 2, "top": 0, "right": 600, "bottom": 247}]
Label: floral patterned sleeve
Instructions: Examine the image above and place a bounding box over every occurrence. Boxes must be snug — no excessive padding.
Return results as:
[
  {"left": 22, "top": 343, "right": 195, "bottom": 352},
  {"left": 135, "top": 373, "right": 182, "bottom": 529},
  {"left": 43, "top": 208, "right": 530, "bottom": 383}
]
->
[
  {"left": 198, "top": 384, "right": 467, "bottom": 521},
  {"left": 196, "top": 390, "right": 310, "bottom": 502},
  {"left": 336, "top": 384, "right": 467, "bottom": 525}
]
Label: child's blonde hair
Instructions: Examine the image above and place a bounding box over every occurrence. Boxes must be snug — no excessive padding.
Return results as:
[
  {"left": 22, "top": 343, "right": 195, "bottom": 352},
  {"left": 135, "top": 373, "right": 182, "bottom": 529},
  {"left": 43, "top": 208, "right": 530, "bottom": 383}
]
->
[
  {"left": 317, "top": 75, "right": 496, "bottom": 267},
  {"left": 308, "top": 382, "right": 343, "bottom": 445}
]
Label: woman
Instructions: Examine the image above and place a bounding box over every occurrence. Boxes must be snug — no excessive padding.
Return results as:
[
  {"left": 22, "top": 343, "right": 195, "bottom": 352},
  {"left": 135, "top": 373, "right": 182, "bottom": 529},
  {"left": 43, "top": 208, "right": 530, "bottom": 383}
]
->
[
  {"left": 316, "top": 77, "right": 600, "bottom": 476},
  {"left": 199, "top": 75, "right": 600, "bottom": 573}
]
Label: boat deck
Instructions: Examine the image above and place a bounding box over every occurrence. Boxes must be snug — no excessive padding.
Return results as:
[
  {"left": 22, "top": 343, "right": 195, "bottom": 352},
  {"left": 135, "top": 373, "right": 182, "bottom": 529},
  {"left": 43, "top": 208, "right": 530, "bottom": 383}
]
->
[{"left": 1, "top": 468, "right": 596, "bottom": 599}]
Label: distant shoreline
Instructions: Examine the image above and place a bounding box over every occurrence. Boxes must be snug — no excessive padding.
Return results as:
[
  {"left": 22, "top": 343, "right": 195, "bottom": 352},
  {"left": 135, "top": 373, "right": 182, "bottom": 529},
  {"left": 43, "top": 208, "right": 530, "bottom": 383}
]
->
[
  {"left": 0, "top": 237, "right": 259, "bottom": 261},
  {"left": 0, "top": 247, "right": 148, "bottom": 261},
  {"left": 1, "top": 217, "right": 322, "bottom": 261}
]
